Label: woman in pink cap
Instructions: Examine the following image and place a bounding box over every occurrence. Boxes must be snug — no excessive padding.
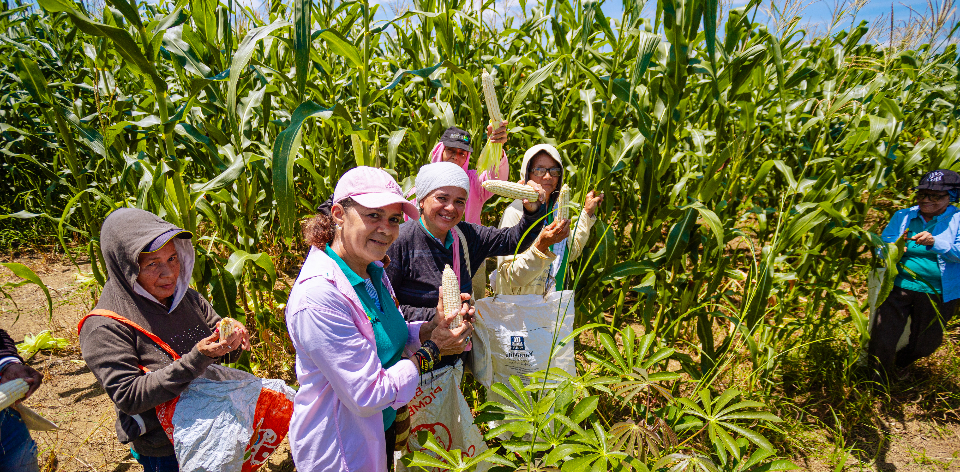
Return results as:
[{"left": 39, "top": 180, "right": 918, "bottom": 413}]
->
[{"left": 285, "top": 166, "right": 475, "bottom": 471}]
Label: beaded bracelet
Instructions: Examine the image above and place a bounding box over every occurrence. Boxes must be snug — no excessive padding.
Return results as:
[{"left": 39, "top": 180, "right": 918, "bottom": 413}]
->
[
  {"left": 413, "top": 348, "right": 434, "bottom": 373},
  {"left": 421, "top": 340, "right": 441, "bottom": 363}
]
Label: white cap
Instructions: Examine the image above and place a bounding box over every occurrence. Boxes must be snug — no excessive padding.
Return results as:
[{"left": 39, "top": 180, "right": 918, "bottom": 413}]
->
[{"left": 415, "top": 162, "right": 471, "bottom": 201}]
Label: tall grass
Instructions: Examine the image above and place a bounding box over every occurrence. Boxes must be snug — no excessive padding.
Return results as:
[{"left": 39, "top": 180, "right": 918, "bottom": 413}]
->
[{"left": 2, "top": 0, "right": 959, "bottom": 468}]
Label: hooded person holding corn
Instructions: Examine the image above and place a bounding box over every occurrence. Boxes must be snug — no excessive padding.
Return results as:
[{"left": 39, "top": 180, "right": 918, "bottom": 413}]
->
[
  {"left": 78, "top": 208, "right": 250, "bottom": 471},
  {"left": 494, "top": 143, "right": 604, "bottom": 295}
]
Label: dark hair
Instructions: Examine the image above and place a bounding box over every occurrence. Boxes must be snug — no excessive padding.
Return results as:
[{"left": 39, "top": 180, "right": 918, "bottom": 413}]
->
[{"left": 303, "top": 197, "right": 354, "bottom": 249}]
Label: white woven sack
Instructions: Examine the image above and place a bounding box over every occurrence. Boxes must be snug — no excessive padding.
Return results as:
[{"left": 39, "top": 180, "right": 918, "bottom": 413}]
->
[
  {"left": 473, "top": 290, "right": 576, "bottom": 389},
  {"left": 170, "top": 365, "right": 295, "bottom": 472},
  {"left": 397, "top": 362, "right": 489, "bottom": 472},
  {"left": 859, "top": 268, "right": 911, "bottom": 366}
]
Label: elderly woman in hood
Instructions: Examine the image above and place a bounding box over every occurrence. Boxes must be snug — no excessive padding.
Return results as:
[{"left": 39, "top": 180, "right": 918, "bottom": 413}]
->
[
  {"left": 79, "top": 208, "right": 250, "bottom": 471},
  {"left": 494, "top": 143, "right": 603, "bottom": 295}
]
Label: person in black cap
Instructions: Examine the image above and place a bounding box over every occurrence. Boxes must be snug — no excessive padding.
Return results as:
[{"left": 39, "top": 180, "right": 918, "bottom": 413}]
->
[
  {"left": 425, "top": 122, "right": 509, "bottom": 225},
  {"left": 415, "top": 121, "right": 510, "bottom": 297},
  {"left": 869, "top": 169, "right": 960, "bottom": 383}
]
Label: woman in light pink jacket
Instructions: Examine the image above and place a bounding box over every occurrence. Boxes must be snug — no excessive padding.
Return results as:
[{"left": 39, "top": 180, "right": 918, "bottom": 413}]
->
[{"left": 286, "top": 167, "right": 475, "bottom": 471}]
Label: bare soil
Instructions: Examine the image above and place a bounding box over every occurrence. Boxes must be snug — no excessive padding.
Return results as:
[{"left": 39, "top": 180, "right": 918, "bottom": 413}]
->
[
  {"left": 2, "top": 253, "right": 958, "bottom": 471},
  {"left": 1, "top": 253, "right": 293, "bottom": 472}
]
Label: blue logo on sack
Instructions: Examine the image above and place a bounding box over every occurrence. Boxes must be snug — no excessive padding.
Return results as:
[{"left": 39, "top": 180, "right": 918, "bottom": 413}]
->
[{"left": 510, "top": 336, "right": 525, "bottom": 351}]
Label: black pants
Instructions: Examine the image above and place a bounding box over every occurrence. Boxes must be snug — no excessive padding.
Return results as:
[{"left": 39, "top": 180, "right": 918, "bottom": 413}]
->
[
  {"left": 385, "top": 422, "right": 396, "bottom": 471},
  {"left": 868, "top": 287, "right": 958, "bottom": 381}
]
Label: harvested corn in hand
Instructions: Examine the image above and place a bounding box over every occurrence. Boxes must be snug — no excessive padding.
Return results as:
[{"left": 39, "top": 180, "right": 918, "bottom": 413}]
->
[
  {"left": 481, "top": 180, "right": 539, "bottom": 201},
  {"left": 218, "top": 317, "right": 240, "bottom": 342}
]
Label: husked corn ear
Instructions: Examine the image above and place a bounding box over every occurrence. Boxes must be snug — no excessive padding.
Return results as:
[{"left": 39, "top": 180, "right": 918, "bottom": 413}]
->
[
  {"left": 557, "top": 184, "right": 571, "bottom": 220},
  {"left": 442, "top": 265, "right": 462, "bottom": 329},
  {"left": 477, "top": 69, "right": 504, "bottom": 175},
  {"left": 481, "top": 180, "right": 539, "bottom": 201},
  {"left": 0, "top": 378, "right": 29, "bottom": 410},
  {"left": 219, "top": 317, "right": 238, "bottom": 342},
  {"left": 482, "top": 70, "right": 503, "bottom": 124}
]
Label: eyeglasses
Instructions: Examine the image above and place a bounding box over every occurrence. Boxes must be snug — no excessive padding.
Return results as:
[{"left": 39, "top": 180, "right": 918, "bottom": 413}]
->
[
  {"left": 530, "top": 167, "right": 562, "bottom": 177},
  {"left": 916, "top": 192, "right": 949, "bottom": 202}
]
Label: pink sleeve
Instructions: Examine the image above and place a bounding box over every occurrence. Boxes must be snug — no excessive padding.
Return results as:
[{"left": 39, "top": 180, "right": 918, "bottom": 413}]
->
[
  {"left": 473, "top": 151, "right": 509, "bottom": 204},
  {"left": 477, "top": 150, "right": 510, "bottom": 183},
  {"left": 288, "top": 297, "right": 419, "bottom": 416},
  {"left": 405, "top": 321, "right": 424, "bottom": 356}
]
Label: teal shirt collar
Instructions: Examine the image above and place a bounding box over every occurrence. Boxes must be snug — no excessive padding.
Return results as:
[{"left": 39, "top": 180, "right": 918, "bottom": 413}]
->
[
  {"left": 324, "top": 245, "right": 382, "bottom": 287},
  {"left": 419, "top": 217, "right": 453, "bottom": 249}
]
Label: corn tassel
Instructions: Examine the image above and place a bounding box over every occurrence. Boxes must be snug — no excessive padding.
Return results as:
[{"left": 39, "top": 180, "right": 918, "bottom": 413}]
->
[
  {"left": 442, "top": 265, "right": 461, "bottom": 329},
  {"left": 481, "top": 180, "right": 539, "bottom": 201},
  {"left": 477, "top": 69, "right": 504, "bottom": 175},
  {"left": 0, "top": 378, "right": 29, "bottom": 410},
  {"left": 557, "top": 184, "right": 571, "bottom": 220},
  {"left": 219, "top": 317, "right": 238, "bottom": 342}
]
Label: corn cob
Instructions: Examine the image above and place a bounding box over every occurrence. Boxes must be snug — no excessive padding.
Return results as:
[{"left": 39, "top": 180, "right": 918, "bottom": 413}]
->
[
  {"left": 0, "top": 378, "right": 29, "bottom": 410},
  {"left": 481, "top": 180, "right": 539, "bottom": 202},
  {"left": 557, "top": 184, "right": 571, "bottom": 220},
  {"left": 219, "top": 317, "right": 238, "bottom": 343},
  {"left": 477, "top": 69, "right": 504, "bottom": 175},
  {"left": 442, "top": 265, "right": 461, "bottom": 329}
]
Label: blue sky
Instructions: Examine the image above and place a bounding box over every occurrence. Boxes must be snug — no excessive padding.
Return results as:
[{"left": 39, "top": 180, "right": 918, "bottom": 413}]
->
[{"left": 230, "top": 0, "right": 955, "bottom": 44}]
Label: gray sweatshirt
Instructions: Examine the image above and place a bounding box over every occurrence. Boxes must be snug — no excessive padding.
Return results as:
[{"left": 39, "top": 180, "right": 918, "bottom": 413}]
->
[{"left": 79, "top": 208, "right": 229, "bottom": 457}]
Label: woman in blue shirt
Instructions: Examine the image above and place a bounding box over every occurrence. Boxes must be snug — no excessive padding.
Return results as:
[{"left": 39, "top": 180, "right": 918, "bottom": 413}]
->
[{"left": 870, "top": 169, "right": 960, "bottom": 383}]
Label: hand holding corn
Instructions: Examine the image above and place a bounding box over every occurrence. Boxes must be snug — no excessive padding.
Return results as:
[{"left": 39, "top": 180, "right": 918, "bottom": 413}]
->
[
  {"left": 198, "top": 318, "right": 251, "bottom": 358},
  {"left": 480, "top": 180, "right": 546, "bottom": 213},
  {"left": 428, "top": 266, "right": 475, "bottom": 354},
  {"left": 0, "top": 363, "right": 43, "bottom": 408},
  {"left": 487, "top": 121, "right": 508, "bottom": 144},
  {"left": 583, "top": 190, "right": 604, "bottom": 217},
  {"left": 534, "top": 219, "right": 572, "bottom": 254}
]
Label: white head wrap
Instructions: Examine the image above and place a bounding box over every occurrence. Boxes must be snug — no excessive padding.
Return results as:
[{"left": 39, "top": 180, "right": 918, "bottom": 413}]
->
[{"left": 415, "top": 162, "right": 470, "bottom": 202}]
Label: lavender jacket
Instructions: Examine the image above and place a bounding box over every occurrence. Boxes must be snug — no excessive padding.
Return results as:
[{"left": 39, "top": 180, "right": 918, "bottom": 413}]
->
[{"left": 286, "top": 246, "right": 425, "bottom": 471}]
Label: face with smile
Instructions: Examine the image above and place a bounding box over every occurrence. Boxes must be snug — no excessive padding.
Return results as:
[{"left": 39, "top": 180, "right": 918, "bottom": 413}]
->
[
  {"left": 137, "top": 241, "right": 180, "bottom": 305},
  {"left": 916, "top": 191, "right": 951, "bottom": 219},
  {"left": 527, "top": 152, "right": 562, "bottom": 196},
  {"left": 332, "top": 201, "right": 404, "bottom": 276},
  {"left": 441, "top": 147, "right": 470, "bottom": 168},
  {"left": 420, "top": 187, "right": 468, "bottom": 239}
]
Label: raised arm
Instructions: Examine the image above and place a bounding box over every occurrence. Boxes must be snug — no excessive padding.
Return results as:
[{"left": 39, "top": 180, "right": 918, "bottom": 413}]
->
[{"left": 467, "top": 203, "right": 546, "bottom": 264}]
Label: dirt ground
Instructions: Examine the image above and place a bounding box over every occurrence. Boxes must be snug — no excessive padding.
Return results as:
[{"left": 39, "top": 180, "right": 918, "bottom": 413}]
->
[
  {"left": 1, "top": 254, "right": 958, "bottom": 471},
  {"left": 1, "top": 254, "right": 294, "bottom": 472}
]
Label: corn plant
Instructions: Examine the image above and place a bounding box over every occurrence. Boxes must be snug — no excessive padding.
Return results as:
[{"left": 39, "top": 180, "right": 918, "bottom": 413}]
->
[{"left": 2, "top": 0, "right": 959, "bottom": 467}]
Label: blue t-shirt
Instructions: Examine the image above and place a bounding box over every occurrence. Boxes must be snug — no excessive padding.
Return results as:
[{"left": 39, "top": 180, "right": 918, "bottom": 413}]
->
[
  {"left": 894, "top": 214, "right": 942, "bottom": 294},
  {"left": 325, "top": 246, "right": 408, "bottom": 429}
]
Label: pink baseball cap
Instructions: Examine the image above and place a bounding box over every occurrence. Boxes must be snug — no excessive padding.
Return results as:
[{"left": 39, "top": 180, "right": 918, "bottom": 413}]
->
[{"left": 333, "top": 166, "right": 419, "bottom": 219}]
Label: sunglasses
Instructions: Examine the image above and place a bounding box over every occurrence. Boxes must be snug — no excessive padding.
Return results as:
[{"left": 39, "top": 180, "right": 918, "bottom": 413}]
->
[
  {"left": 530, "top": 167, "right": 562, "bottom": 177},
  {"left": 916, "top": 192, "right": 949, "bottom": 202}
]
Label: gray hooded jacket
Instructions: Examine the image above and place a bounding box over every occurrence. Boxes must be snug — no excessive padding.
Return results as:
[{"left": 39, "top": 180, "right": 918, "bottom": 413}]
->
[{"left": 79, "top": 208, "right": 225, "bottom": 457}]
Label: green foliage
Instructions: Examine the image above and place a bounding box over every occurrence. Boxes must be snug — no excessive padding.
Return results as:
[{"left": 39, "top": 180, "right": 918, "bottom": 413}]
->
[
  {"left": 0, "top": 262, "right": 53, "bottom": 320},
  {"left": 16, "top": 330, "right": 69, "bottom": 360},
  {"left": 1, "top": 0, "right": 958, "bottom": 468}
]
